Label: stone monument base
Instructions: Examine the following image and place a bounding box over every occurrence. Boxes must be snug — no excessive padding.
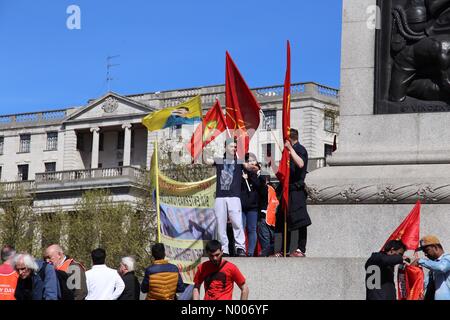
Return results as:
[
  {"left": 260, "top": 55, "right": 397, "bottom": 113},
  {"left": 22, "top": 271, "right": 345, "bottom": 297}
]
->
[{"left": 304, "top": 164, "right": 450, "bottom": 258}]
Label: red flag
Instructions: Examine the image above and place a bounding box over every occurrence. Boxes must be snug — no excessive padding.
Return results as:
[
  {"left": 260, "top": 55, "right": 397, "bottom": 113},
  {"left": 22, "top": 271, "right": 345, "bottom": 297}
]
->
[
  {"left": 398, "top": 265, "right": 425, "bottom": 300},
  {"left": 186, "top": 99, "right": 227, "bottom": 161},
  {"left": 225, "top": 51, "right": 261, "bottom": 156},
  {"left": 382, "top": 200, "right": 421, "bottom": 251},
  {"left": 276, "top": 41, "right": 291, "bottom": 213},
  {"left": 381, "top": 200, "right": 423, "bottom": 300}
]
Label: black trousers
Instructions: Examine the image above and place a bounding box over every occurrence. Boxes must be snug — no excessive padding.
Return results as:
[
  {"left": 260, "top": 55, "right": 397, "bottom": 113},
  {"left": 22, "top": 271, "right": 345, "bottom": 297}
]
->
[{"left": 275, "top": 226, "right": 307, "bottom": 254}]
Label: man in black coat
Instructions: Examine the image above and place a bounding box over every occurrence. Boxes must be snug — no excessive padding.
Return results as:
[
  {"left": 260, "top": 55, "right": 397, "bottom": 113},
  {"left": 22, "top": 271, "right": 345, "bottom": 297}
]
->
[
  {"left": 275, "top": 128, "right": 311, "bottom": 257},
  {"left": 118, "top": 257, "right": 141, "bottom": 300},
  {"left": 365, "top": 240, "right": 408, "bottom": 300}
]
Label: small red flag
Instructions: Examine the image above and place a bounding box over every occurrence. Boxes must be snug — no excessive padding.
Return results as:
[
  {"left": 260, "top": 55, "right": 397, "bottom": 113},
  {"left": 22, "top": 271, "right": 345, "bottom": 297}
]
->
[
  {"left": 381, "top": 200, "right": 424, "bottom": 300},
  {"left": 225, "top": 51, "right": 261, "bottom": 156},
  {"left": 276, "top": 41, "right": 291, "bottom": 213},
  {"left": 397, "top": 265, "right": 424, "bottom": 300},
  {"left": 381, "top": 200, "right": 421, "bottom": 251},
  {"left": 186, "top": 99, "right": 227, "bottom": 161}
]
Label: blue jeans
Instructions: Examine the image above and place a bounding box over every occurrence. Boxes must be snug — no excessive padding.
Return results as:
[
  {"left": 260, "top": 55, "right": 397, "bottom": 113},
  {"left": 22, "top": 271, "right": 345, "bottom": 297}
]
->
[
  {"left": 178, "top": 284, "right": 194, "bottom": 300},
  {"left": 257, "top": 219, "right": 274, "bottom": 257},
  {"left": 242, "top": 210, "right": 258, "bottom": 256}
]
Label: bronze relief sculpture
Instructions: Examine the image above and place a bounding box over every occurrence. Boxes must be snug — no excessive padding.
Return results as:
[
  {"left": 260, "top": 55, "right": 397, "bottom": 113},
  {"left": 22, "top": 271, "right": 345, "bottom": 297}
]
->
[{"left": 375, "top": 0, "right": 450, "bottom": 113}]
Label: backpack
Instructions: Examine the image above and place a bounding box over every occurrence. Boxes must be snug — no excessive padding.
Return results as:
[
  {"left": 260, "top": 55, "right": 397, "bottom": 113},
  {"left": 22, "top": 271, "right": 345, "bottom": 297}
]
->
[
  {"left": 55, "top": 269, "right": 74, "bottom": 300},
  {"left": 38, "top": 261, "right": 74, "bottom": 300}
]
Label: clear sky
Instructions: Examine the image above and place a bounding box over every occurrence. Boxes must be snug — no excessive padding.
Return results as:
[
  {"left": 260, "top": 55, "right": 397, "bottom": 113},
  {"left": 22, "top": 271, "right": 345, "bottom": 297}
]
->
[{"left": 0, "top": 0, "right": 343, "bottom": 114}]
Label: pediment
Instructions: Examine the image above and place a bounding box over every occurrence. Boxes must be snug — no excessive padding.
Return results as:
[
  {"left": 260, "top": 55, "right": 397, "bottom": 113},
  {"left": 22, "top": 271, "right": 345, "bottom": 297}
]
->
[{"left": 65, "top": 92, "right": 155, "bottom": 122}]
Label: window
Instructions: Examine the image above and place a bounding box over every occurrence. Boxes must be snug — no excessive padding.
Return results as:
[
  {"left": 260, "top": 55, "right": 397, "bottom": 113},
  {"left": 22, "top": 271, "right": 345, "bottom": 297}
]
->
[
  {"left": 118, "top": 161, "right": 123, "bottom": 167},
  {"left": 99, "top": 133, "right": 104, "bottom": 151},
  {"left": 76, "top": 133, "right": 84, "bottom": 151},
  {"left": 0, "top": 137, "right": 4, "bottom": 155},
  {"left": 324, "top": 112, "right": 336, "bottom": 132},
  {"left": 19, "top": 134, "right": 31, "bottom": 153},
  {"left": 46, "top": 132, "right": 58, "bottom": 151},
  {"left": 18, "top": 164, "right": 29, "bottom": 181},
  {"left": 262, "top": 143, "right": 275, "bottom": 165},
  {"left": 45, "top": 162, "right": 56, "bottom": 173},
  {"left": 117, "top": 131, "right": 124, "bottom": 150},
  {"left": 324, "top": 144, "right": 333, "bottom": 157},
  {"left": 98, "top": 163, "right": 103, "bottom": 168},
  {"left": 263, "top": 110, "right": 277, "bottom": 130}
]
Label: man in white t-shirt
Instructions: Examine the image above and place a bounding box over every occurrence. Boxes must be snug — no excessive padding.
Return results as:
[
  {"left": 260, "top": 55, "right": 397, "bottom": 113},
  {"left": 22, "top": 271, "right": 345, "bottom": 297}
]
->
[{"left": 85, "top": 248, "right": 125, "bottom": 300}]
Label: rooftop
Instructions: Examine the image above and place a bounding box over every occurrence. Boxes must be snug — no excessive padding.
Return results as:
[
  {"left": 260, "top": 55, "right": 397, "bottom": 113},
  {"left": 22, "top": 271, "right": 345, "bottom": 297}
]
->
[{"left": 0, "top": 82, "right": 339, "bottom": 129}]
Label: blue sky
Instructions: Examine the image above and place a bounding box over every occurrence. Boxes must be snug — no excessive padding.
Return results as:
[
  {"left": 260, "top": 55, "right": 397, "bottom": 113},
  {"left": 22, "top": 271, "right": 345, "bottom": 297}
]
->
[{"left": 0, "top": 0, "right": 343, "bottom": 114}]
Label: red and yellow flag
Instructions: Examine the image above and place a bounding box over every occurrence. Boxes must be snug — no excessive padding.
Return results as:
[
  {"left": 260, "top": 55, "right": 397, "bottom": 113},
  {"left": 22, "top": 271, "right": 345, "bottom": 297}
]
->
[
  {"left": 186, "top": 99, "right": 227, "bottom": 161},
  {"left": 225, "top": 51, "right": 261, "bottom": 156},
  {"left": 276, "top": 41, "right": 292, "bottom": 213}
]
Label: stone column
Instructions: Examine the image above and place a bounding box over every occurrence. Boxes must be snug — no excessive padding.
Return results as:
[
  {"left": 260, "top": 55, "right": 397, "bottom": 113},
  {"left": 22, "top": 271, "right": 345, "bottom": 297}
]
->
[
  {"left": 122, "top": 123, "right": 132, "bottom": 167},
  {"left": 90, "top": 127, "right": 100, "bottom": 169}
]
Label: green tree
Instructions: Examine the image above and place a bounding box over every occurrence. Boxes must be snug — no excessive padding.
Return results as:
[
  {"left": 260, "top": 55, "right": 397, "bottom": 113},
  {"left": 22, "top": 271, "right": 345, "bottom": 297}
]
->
[{"left": 0, "top": 185, "right": 36, "bottom": 254}]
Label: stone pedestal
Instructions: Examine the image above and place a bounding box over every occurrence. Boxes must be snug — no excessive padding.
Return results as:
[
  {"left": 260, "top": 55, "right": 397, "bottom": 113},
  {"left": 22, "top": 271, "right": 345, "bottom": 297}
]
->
[{"left": 305, "top": 0, "right": 450, "bottom": 259}]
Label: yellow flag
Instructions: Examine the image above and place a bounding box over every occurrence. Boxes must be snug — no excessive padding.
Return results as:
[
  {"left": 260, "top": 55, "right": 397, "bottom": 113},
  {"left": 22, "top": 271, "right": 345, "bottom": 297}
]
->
[{"left": 142, "top": 95, "right": 202, "bottom": 131}]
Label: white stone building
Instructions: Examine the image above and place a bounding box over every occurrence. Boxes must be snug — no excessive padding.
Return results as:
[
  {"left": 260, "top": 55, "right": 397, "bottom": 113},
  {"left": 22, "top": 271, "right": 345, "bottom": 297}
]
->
[{"left": 0, "top": 82, "right": 339, "bottom": 212}]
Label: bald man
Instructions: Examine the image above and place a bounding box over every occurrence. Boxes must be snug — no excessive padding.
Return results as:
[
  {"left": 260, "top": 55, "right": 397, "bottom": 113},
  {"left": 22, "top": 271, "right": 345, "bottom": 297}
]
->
[{"left": 45, "top": 244, "right": 87, "bottom": 300}]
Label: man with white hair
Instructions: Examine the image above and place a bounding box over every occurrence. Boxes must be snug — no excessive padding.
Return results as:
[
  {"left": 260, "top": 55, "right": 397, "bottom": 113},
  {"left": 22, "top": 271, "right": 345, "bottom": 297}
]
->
[
  {"left": 45, "top": 244, "right": 87, "bottom": 300},
  {"left": 14, "top": 253, "right": 59, "bottom": 300},
  {"left": 0, "top": 245, "right": 18, "bottom": 300},
  {"left": 118, "top": 256, "right": 141, "bottom": 300}
]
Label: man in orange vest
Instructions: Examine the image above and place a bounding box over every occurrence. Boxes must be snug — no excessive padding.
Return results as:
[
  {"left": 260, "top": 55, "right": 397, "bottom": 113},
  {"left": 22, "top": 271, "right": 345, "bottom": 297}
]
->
[
  {"left": 45, "top": 244, "right": 87, "bottom": 300},
  {"left": 0, "top": 245, "right": 18, "bottom": 300}
]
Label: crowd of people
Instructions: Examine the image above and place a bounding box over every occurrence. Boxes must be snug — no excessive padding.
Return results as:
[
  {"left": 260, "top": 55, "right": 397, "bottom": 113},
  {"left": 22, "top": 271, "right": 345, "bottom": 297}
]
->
[
  {"left": 0, "top": 239, "right": 248, "bottom": 301},
  {"left": 207, "top": 128, "right": 311, "bottom": 258}
]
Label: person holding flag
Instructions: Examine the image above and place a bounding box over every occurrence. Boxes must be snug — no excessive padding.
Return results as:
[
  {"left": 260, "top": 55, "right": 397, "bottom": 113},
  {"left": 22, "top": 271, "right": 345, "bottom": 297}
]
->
[
  {"left": 273, "top": 41, "right": 311, "bottom": 258},
  {"left": 365, "top": 200, "right": 424, "bottom": 300},
  {"left": 274, "top": 129, "right": 311, "bottom": 257},
  {"left": 365, "top": 240, "right": 409, "bottom": 300},
  {"left": 411, "top": 235, "right": 450, "bottom": 300},
  {"left": 204, "top": 138, "right": 257, "bottom": 257}
]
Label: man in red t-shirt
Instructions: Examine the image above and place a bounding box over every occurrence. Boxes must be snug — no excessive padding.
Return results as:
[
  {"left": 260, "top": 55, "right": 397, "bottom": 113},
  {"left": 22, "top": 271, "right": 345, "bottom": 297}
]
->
[{"left": 193, "top": 240, "right": 249, "bottom": 300}]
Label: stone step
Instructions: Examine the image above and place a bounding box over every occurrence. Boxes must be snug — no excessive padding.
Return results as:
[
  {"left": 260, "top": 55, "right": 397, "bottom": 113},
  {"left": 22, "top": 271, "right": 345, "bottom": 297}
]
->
[{"left": 197, "top": 257, "right": 367, "bottom": 300}]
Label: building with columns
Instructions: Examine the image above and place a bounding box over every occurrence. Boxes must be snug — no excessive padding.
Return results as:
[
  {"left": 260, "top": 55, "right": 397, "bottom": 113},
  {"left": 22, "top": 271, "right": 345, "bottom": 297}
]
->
[{"left": 0, "top": 82, "right": 339, "bottom": 212}]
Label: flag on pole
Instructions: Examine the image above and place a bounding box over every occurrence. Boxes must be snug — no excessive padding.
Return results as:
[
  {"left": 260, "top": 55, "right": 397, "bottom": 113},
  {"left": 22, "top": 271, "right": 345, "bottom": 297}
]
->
[
  {"left": 142, "top": 95, "right": 202, "bottom": 132},
  {"left": 186, "top": 99, "right": 227, "bottom": 161},
  {"left": 381, "top": 201, "right": 421, "bottom": 251},
  {"left": 381, "top": 200, "right": 424, "bottom": 300},
  {"left": 150, "top": 141, "right": 162, "bottom": 242},
  {"left": 225, "top": 52, "right": 261, "bottom": 156},
  {"left": 276, "top": 41, "right": 292, "bottom": 218}
]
